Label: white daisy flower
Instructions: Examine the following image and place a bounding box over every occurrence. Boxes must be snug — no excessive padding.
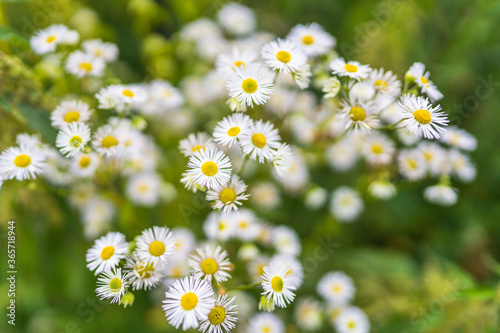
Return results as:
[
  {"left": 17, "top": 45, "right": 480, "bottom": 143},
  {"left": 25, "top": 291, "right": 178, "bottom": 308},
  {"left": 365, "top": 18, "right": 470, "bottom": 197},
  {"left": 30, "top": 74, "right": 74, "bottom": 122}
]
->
[
  {"left": 240, "top": 119, "right": 281, "bottom": 163},
  {"left": 203, "top": 212, "right": 235, "bottom": 242},
  {"left": 317, "top": 271, "right": 355, "bottom": 305},
  {"left": 226, "top": 63, "right": 275, "bottom": 107},
  {"left": 294, "top": 64, "right": 313, "bottom": 89},
  {"left": 287, "top": 22, "right": 336, "bottom": 57},
  {"left": 272, "top": 143, "right": 293, "bottom": 177},
  {"left": 92, "top": 125, "right": 123, "bottom": 157},
  {"left": 135, "top": 226, "right": 176, "bottom": 268},
  {"left": 142, "top": 80, "right": 184, "bottom": 114},
  {"left": 339, "top": 99, "right": 379, "bottom": 134},
  {"left": 181, "top": 172, "right": 202, "bottom": 193},
  {"left": 330, "top": 58, "right": 371, "bottom": 80},
  {"left": 186, "top": 148, "right": 232, "bottom": 190},
  {"left": 217, "top": 3, "right": 255, "bottom": 37},
  {"left": 330, "top": 186, "right": 364, "bottom": 223},
  {"left": 124, "top": 255, "right": 164, "bottom": 290},
  {"left": 418, "top": 142, "right": 446, "bottom": 176},
  {"left": 188, "top": 244, "right": 232, "bottom": 283},
  {"left": 86, "top": 232, "right": 129, "bottom": 275},
  {"left": 408, "top": 62, "right": 443, "bottom": 102},
  {"left": 51, "top": 100, "right": 92, "bottom": 129},
  {"left": 82, "top": 39, "right": 119, "bottom": 62},
  {"left": 55, "top": 122, "right": 91, "bottom": 157},
  {"left": 16, "top": 133, "right": 49, "bottom": 152},
  {"left": 398, "top": 149, "right": 427, "bottom": 181},
  {"left": 126, "top": 172, "right": 162, "bottom": 206},
  {"left": 95, "top": 268, "right": 128, "bottom": 304},
  {"left": 95, "top": 86, "right": 120, "bottom": 110},
  {"left": 334, "top": 306, "right": 370, "bottom": 333},
  {"left": 272, "top": 225, "right": 301, "bottom": 256},
  {"left": 424, "top": 184, "right": 458, "bottom": 206},
  {"left": 65, "top": 51, "right": 105, "bottom": 77},
  {"left": 326, "top": 139, "right": 358, "bottom": 172},
  {"left": 295, "top": 298, "right": 323, "bottom": 331},
  {"left": 0, "top": 144, "right": 46, "bottom": 181},
  {"left": 113, "top": 84, "right": 148, "bottom": 108},
  {"left": 368, "top": 68, "right": 402, "bottom": 97},
  {"left": 199, "top": 294, "right": 238, "bottom": 333},
  {"left": 323, "top": 77, "right": 342, "bottom": 98},
  {"left": 179, "top": 132, "right": 215, "bottom": 157},
  {"left": 206, "top": 174, "right": 250, "bottom": 214},
  {"left": 216, "top": 47, "right": 257, "bottom": 75},
  {"left": 349, "top": 81, "right": 376, "bottom": 101},
  {"left": 304, "top": 187, "right": 329, "bottom": 210},
  {"left": 440, "top": 126, "right": 477, "bottom": 151},
  {"left": 449, "top": 149, "right": 476, "bottom": 182},
  {"left": 269, "top": 254, "right": 304, "bottom": 288},
  {"left": 397, "top": 94, "right": 449, "bottom": 139},
  {"left": 231, "top": 208, "right": 261, "bottom": 241},
  {"left": 71, "top": 152, "right": 99, "bottom": 177},
  {"left": 163, "top": 258, "right": 190, "bottom": 286},
  {"left": 362, "top": 133, "right": 395, "bottom": 166},
  {"left": 248, "top": 312, "right": 284, "bottom": 333},
  {"left": 368, "top": 179, "right": 396, "bottom": 200},
  {"left": 261, "top": 38, "right": 307, "bottom": 74},
  {"left": 261, "top": 263, "right": 297, "bottom": 308},
  {"left": 162, "top": 276, "right": 215, "bottom": 331},
  {"left": 250, "top": 182, "right": 281, "bottom": 210},
  {"left": 30, "top": 24, "right": 78, "bottom": 54},
  {"left": 213, "top": 113, "right": 252, "bottom": 148}
]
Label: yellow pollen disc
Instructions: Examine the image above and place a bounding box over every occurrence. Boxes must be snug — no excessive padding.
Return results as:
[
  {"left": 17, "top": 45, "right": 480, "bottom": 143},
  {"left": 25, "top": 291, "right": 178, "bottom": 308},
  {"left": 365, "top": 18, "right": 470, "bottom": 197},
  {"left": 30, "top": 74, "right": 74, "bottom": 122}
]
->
[
  {"left": 371, "top": 144, "right": 383, "bottom": 154},
  {"left": 218, "top": 221, "right": 227, "bottom": 230},
  {"left": 136, "top": 262, "right": 155, "bottom": 279},
  {"left": 349, "top": 106, "right": 366, "bottom": 121},
  {"left": 344, "top": 64, "right": 358, "bottom": 72},
  {"left": 94, "top": 49, "right": 103, "bottom": 57},
  {"left": 122, "top": 89, "right": 135, "bottom": 97},
  {"left": 227, "top": 127, "right": 241, "bottom": 137},
  {"left": 234, "top": 61, "right": 245, "bottom": 68},
  {"left": 79, "top": 62, "right": 93, "bottom": 72},
  {"left": 149, "top": 240, "right": 166, "bottom": 257},
  {"left": 251, "top": 133, "right": 267, "bottom": 148},
  {"left": 102, "top": 136, "right": 118, "bottom": 148},
  {"left": 70, "top": 135, "right": 83, "bottom": 148},
  {"left": 201, "top": 161, "right": 218, "bottom": 177},
  {"left": 109, "top": 277, "right": 122, "bottom": 292},
  {"left": 100, "top": 246, "right": 115, "bottom": 260},
  {"left": 208, "top": 305, "right": 226, "bottom": 325},
  {"left": 413, "top": 109, "right": 432, "bottom": 124},
  {"left": 172, "top": 266, "right": 182, "bottom": 277},
  {"left": 333, "top": 285, "right": 341, "bottom": 293},
  {"left": 242, "top": 78, "right": 258, "bottom": 94},
  {"left": 79, "top": 156, "right": 92, "bottom": 168},
  {"left": 407, "top": 158, "right": 417, "bottom": 169},
  {"left": 276, "top": 50, "right": 291, "bottom": 63},
  {"left": 180, "top": 292, "right": 198, "bottom": 310},
  {"left": 271, "top": 276, "right": 284, "bottom": 292},
  {"left": 46, "top": 35, "right": 56, "bottom": 43},
  {"left": 420, "top": 76, "right": 429, "bottom": 85},
  {"left": 257, "top": 264, "right": 265, "bottom": 276},
  {"left": 423, "top": 151, "right": 433, "bottom": 160},
  {"left": 201, "top": 258, "right": 219, "bottom": 275},
  {"left": 239, "top": 221, "right": 248, "bottom": 229},
  {"left": 348, "top": 321, "right": 356, "bottom": 329},
  {"left": 263, "top": 326, "right": 271, "bottom": 333},
  {"left": 375, "top": 79, "right": 389, "bottom": 89},
  {"left": 14, "top": 154, "right": 31, "bottom": 168},
  {"left": 191, "top": 145, "right": 204, "bottom": 152},
  {"left": 302, "top": 35, "right": 314, "bottom": 45},
  {"left": 138, "top": 184, "right": 149, "bottom": 193},
  {"left": 64, "top": 111, "right": 80, "bottom": 123},
  {"left": 220, "top": 188, "right": 237, "bottom": 204}
]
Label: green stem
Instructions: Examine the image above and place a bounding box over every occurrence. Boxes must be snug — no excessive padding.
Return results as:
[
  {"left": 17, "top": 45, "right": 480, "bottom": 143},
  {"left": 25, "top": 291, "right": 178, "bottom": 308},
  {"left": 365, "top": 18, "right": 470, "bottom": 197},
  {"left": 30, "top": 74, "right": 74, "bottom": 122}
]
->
[
  {"left": 377, "top": 119, "right": 404, "bottom": 131},
  {"left": 236, "top": 155, "right": 247, "bottom": 175}
]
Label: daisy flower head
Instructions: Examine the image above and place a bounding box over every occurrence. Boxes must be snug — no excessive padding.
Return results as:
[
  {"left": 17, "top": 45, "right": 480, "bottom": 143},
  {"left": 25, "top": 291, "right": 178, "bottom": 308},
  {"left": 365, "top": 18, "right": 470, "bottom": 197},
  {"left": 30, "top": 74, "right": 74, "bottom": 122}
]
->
[
  {"left": 287, "top": 22, "right": 336, "bottom": 57},
  {"left": 261, "top": 38, "right": 307, "bottom": 74},
  {"left": 186, "top": 148, "right": 232, "bottom": 190},
  {"left": 179, "top": 132, "right": 215, "bottom": 157},
  {"left": 55, "top": 122, "right": 91, "bottom": 157},
  {"left": 135, "top": 226, "right": 176, "bottom": 268},
  {"left": 217, "top": 3, "right": 256, "bottom": 37},
  {"left": 216, "top": 47, "right": 257, "bottom": 75},
  {"left": 199, "top": 294, "right": 238, "bottom": 333},
  {"left": 330, "top": 186, "right": 364, "bottom": 223},
  {"left": 408, "top": 62, "right": 443, "bottom": 102},
  {"left": 295, "top": 298, "right": 322, "bottom": 331},
  {"left": 440, "top": 126, "right": 477, "bottom": 151},
  {"left": 51, "top": 100, "right": 92, "bottom": 129},
  {"left": 261, "top": 263, "right": 297, "bottom": 308},
  {"left": 213, "top": 113, "right": 253, "bottom": 148},
  {"left": 126, "top": 172, "right": 161, "bottom": 206},
  {"left": 368, "top": 68, "right": 402, "bottom": 97},
  {"left": 226, "top": 63, "right": 275, "bottom": 107},
  {"left": 272, "top": 225, "right": 301, "bottom": 256},
  {"left": 82, "top": 39, "right": 119, "bottom": 62},
  {"left": 206, "top": 174, "right": 250, "bottom": 214},
  {"left": 398, "top": 149, "right": 427, "bottom": 181},
  {"left": 362, "top": 133, "right": 395, "bottom": 166},
  {"left": 449, "top": 149, "right": 476, "bottom": 182},
  {"left": 335, "top": 306, "right": 370, "bottom": 333},
  {"left": 368, "top": 179, "right": 397, "bottom": 200},
  {"left": 231, "top": 208, "right": 261, "bottom": 241},
  {"left": 424, "top": 184, "right": 458, "bottom": 206},
  {"left": 188, "top": 244, "right": 232, "bottom": 283},
  {"left": 330, "top": 58, "right": 371, "bottom": 80},
  {"left": 30, "top": 24, "right": 78, "bottom": 54},
  {"left": 124, "top": 255, "right": 164, "bottom": 290},
  {"left": 317, "top": 271, "right": 355, "bottom": 305},
  {"left": 92, "top": 125, "right": 124, "bottom": 157},
  {"left": 270, "top": 254, "right": 304, "bottom": 288},
  {"left": 248, "top": 312, "right": 284, "bottom": 333},
  {"left": 397, "top": 94, "right": 449, "bottom": 139},
  {"left": 144, "top": 79, "right": 185, "bottom": 114},
  {"left": 95, "top": 268, "right": 128, "bottom": 304},
  {"left": 203, "top": 212, "right": 235, "bottom": 242},
  {"left": 339, "top": 99, "right": 379, "bottom": 134},
  {"left": 71, "top": 152, "right": 100, "bottom": 177},
  {"left": 0, "top": 144, "right": 46, "bottom": 181},
  {"left": 272, "top": 143, "right": 293, "bottom": 177},
  {"left": 239, "top": 119, "right": 281, "bottom": 163},
  {"left": 86, "top": 232, "right": 129, "bottom": 275},
  {"left": 162, "top": 276, "right": 215, "bottom": 331},
  {"left": 65, "top": 51, "right": 105, "bottom": 77},
  {"left": 113, "top": 84, "right": 148, "bottom": 109},
  {"left": 95, "top": 86, "right": 120, "bottom": 110},
  {"left": 326, "top": 138, "right": 358, "bottom": 172}
]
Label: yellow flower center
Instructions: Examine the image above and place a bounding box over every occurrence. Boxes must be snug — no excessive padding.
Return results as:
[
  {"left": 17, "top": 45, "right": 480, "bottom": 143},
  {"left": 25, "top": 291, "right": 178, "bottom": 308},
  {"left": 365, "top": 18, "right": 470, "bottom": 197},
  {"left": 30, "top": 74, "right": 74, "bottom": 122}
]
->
[
  {"left": 234, "top": 61, "right": 245, "bottom": 68},
  {"left": 263, "top": 326, "right": 271, "bottom": 333},
  {"left": 136, "top": 262, "right": 155, "bottom": 279},
  {"left": 239, "top": 221, "right": 248, "bottom": 229},
  {"left": 413, "top": 109, "right": 431, "bottom": 124},
  {"left": 348, "top": 321, "right": 356, "bottom": 329},
  {"left": 333, "top": 285, "right": 341, "bottom": 293},
  {"left": 371, "top": 144, "right": 383, "bottom": 154},
  {"left": 46, "top": 36, "right": 56, "bottom": 43},
  {"left": 149, "top": 240, "right": 165, "bottom": 257},
  {"left": 344, "top": 64, "right": 358, "bottom": 72},
  {"left": 227, "top": 127, "right": 241, "bottom": 137},
  {"left": 251, "top": 133, "right": 267, "bottom": 148},
  {"left": 201, "top": 258, "right": 219, "bottom": 275},
  {"left": 407, "top": 158, "right": 417, "bottom": 169},
  {"left": 102, "top": 136, "right": 118, "bottom": 148},
  {"left": 180, "top": 292, "right": 198, "bottom": 310},
  {"left": 201, "top": 161, "right": 218, "bottom": 177},
  {"left": 218, "top": 221, "right": 227, "bottom": 230},
  {"left": 374, "top": 79, "right": 389, "bottom": 89},
  {"left": 220, "top": 188, "right": 237, "bottom": 204},
  {"left": 242, "top": 78, "right": 258, "bottom": 94},
  {"left": 79, "top": 62, "right": 93, "bottom": 72},
  {"left": 122, "top": 89, "right": 135, "bottom": 97},
  {"left": 349, "top": 106, "right": 366, "bottom": 121},
  {"left": 64, "top": 111, "right": 80, "bottom": 123},
  {"left": 208, "top": 305, "right": 226, "bottom": 325},
  {"left": 191, "top": 145, "right": 204, "bottom": 152},
  {"left": 94, "top": 49, "right": 103, "bottom": 57},
  {"left": 14, "top": 154, "right": 31, "bottom": 168},
  {"left": 271, "top": 276, "right": 284, "bottom": 292},
  {"left": 420, "top": 76, "right": 429, "bottom": 85},
  {"left": 109, "top": 277, "right": 122, "bottom": 292},
  {"left": 302, "top": 35, "right": 314, "bottom": 45},
  {"left": 138, "top": 183, "right": 149, "bottom": 193},
  {"left": 79, "top": 156, "right": 92, "bottom": 168},
  {"left": 276, "top": 50, "right": 291, "bottom": 63},
  {"left": 100, "top": 246, "right": 115, "bottom": 260},
  {"left": 70, "top": 135, "right": 83, "bottom": 148}
]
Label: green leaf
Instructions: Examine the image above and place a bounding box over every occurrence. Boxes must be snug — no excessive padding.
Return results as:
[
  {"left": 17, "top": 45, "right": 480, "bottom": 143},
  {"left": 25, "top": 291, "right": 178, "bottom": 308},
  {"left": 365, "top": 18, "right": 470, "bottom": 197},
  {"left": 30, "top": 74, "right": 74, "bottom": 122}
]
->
[
  {"left": 0, "top": 24, "right": 28, "bottom": 41},
  {"left": 458, "top": 287, "right": 496, "bottom": 300},
  {"left": 16, "top": 103, "right": 56, "bottom": 143},
  {"left": 0, "top": 95, "right": 14, "bottom": 113}
]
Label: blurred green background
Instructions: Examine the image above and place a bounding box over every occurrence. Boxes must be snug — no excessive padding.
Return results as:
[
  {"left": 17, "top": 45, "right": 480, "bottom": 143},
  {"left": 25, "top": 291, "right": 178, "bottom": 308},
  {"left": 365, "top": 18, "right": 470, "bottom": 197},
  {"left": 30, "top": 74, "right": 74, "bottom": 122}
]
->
[{"left": 1, "top": 0, "right": 500, "bottom": 332}]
